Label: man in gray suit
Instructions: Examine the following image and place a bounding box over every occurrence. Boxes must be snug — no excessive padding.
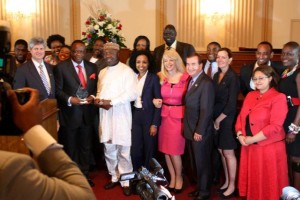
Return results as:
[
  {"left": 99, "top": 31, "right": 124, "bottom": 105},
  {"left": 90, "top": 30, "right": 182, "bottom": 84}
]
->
[
  {"left": 153, "top": 24, "right": 195, "bottom": 73},
  {"left": 0, "top": 88, "right": 95, "bottom": 200},
  {"left": 184, "top": 53, "right": 215, "bottom": 200}
]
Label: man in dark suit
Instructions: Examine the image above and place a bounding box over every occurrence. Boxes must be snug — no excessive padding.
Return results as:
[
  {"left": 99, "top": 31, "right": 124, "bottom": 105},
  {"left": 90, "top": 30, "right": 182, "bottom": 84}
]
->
[
  {"left": 54, "top": 40, "right": 98, "bottom": 187},
  {"left": 0, "top": 88, "right": 96, "bottom": 200},
  {"left": 14, "top": 37, "right": 55, "bottom": 101},
  {"left": 184, "top": 53, "right": 215, "bottom": 200},
  {"left": 240, "top": 41, "right": 284, "bottom": 96},
  {"left": 153, "top": 24, "right": 195, "bottom": 72}
]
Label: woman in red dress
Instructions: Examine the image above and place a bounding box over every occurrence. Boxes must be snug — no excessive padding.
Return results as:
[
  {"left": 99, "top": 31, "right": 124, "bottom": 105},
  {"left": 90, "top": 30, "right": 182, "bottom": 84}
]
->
[{"left": 235, "top": 66, "right": 289, "bottom": 199}]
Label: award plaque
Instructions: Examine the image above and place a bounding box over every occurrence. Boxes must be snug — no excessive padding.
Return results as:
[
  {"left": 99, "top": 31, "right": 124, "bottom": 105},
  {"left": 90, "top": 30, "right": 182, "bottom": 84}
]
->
[{"left": 76, "top": 85, "right": 88, "bottom": 100}]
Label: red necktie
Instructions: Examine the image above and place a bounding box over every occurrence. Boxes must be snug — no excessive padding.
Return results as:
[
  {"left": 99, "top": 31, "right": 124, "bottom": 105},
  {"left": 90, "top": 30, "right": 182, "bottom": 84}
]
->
[
  {"left": 77, "top": 65, "right": 86, "bottom": 89},
  {"left": 207, "top": 63, "right": 212, "bottom": 78}
]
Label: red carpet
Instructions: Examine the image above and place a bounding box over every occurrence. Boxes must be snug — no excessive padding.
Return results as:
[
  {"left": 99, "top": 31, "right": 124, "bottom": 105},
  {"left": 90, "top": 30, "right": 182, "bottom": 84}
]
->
[{"left": 90, "top": 169, "right": 245, "bottom": 200}]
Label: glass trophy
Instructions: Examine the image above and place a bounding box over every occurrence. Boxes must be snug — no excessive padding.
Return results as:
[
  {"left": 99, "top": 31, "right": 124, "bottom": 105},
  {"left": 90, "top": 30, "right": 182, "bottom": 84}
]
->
[{"left": 76, "top": 84, "right": 88, "bottom": 101}]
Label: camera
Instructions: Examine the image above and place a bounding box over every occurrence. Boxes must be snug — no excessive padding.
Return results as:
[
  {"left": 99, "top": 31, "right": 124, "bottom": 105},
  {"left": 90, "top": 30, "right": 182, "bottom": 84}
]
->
[
  {"left": 120, "top": 158, "right": 169, "bottom": 200},
  {"left": 0, "top": 79, "right": 30, "bottom": 135},
  {"left": 281, "top": 186, "right": 300, "bottom": 200}
]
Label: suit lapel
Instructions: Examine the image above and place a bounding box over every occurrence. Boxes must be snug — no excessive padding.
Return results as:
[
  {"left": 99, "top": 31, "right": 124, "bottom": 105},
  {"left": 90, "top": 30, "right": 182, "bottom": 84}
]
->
[
  {"left": 141, "top": 72, "right": 151, "bottom": 99},
  {"left": 68, "top": 60, "right": 81, "bottom": 86},
  {"left": 186, "top": 73, "right": 204, "bottom": 97},
  {"left": 28, "top": 60, "right": 44, "bottom": 86}
]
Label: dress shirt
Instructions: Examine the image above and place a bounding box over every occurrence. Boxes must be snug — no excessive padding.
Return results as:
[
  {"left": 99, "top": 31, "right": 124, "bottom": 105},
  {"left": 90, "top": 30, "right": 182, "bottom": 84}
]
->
[
  {"left": 165, "top": 40, "right": 177, "bottom": 50},
  {"left": 23, "top": 125, "right": 62, "bottom": 157},
  {"left": 134, "top": 71, "right": 148, "bottom": 108},
  {"left": 89, "top": 57, "right": 98, "bottom": 63},
  {"left": 204, "top": 61, "right": 218, "bottom": 79},
  {"left": 32, "top": 58, "right": 51, "bottom": 87}
]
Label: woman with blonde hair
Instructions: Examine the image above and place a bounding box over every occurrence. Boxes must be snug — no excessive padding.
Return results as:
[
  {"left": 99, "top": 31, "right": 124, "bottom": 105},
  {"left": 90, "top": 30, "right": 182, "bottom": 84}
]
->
[{"left": 153, "top": 49, "right": 189, "bottom": 193}]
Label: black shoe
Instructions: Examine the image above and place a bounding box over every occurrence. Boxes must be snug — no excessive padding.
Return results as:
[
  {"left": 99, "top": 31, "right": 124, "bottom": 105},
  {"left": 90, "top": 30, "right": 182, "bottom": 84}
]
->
[
  {"left": 87, "top": 179, "right": 95, "bottom": 187},
  {"left": 167, "top": 186, "right": 174, "bottom": 192},
  {"left": 219, "top": 190, "right": 236, "bottom": 199},
  {"left": 194, "top": 193, "right": 210, "bottom": 200},
  {"left": 217, "top": 187, "right": 228, "bottom": 194},
  {"left": 104, "top": 181, "right": 118, "bottom": 189},
  {"left": 188, "top": 190, "right": 199, "bottom": 197},
  {"left": 173, "top": 188, "right": 183, "bottom": 194},
  {"left": 123, "top": 186, "right": 131, "bottom": 196}
]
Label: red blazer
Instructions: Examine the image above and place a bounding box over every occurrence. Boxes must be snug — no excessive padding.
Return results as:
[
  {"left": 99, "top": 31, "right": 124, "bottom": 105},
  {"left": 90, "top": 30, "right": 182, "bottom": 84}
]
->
[{"left": 235, "top": 88, "right": 288, "bottom": 146}]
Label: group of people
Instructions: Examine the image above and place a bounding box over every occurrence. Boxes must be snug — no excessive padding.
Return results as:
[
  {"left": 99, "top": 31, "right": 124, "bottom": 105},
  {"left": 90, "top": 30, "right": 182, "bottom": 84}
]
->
[{"left": 1, "top": 24, "right": 300, "bottom": 200}]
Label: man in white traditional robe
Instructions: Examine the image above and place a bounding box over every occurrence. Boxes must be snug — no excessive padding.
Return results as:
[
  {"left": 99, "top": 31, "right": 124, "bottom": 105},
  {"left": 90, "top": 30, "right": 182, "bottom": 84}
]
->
[{"left": 95, "top": 42, "right": 138, "bottom": 196}]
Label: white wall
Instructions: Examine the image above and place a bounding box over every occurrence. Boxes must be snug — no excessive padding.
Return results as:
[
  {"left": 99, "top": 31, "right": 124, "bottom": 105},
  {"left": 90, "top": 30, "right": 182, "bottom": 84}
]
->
[
  {"left": 272, "top": 0, "right": 300, "bottom": 48},
  {"left": 80, "top": 0, "right": 158, "bottom": 50}
]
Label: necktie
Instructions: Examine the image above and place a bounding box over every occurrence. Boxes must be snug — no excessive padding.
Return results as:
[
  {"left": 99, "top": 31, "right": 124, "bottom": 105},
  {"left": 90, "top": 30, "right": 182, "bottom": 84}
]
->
[
  {"left": 77, "top": 65, "right": 86, "bottom": 89},
  {"left": 39, "top": 65, "right": 50, "bottom": 95},
  {"left": 207, "top": 62, "right": 212, "bottom": 78},
  {"left": 188, "top": 79, "right": 194, "bottom": 91}
]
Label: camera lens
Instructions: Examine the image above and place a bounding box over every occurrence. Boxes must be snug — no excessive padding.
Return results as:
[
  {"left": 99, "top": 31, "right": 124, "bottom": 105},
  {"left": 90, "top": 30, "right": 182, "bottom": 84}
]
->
[{"left": 15, "top": 89, "right": 30, "bottom": 105}]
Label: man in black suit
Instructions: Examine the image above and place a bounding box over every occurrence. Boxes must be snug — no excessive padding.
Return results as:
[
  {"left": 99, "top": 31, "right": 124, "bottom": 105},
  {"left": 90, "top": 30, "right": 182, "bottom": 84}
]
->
[
  {"left": 240, "top": 41, "right": 284, "bottom": 96},
  {"left": 54, "top": 40, "right": 98, "bottom": 187},
  {"left": 153, "top": 24, "right": 195, "bottom": 72},
  {"left": 14, "top": 37, "right": 55, "bottom": 100},
  {"left": 184, "top": 53, "right": 215, "bottom": 200}
]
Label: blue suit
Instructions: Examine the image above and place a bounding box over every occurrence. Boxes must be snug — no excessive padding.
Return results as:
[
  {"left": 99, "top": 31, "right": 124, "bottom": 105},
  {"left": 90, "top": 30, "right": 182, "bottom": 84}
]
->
[{"left": 131, "top": 72, "right": 162, "bottom": 171}]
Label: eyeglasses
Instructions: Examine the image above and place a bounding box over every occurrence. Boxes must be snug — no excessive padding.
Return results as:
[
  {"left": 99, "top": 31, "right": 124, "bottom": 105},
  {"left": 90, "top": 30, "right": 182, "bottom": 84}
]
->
[{"left": 252, "top": 76, "right": 269, "bottom": 82}]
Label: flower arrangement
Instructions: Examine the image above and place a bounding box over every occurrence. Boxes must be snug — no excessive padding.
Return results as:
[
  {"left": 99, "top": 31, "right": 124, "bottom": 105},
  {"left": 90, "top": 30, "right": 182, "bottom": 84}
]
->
[{"left": 82, "top": 9, "right": 126, "bottom": 50}]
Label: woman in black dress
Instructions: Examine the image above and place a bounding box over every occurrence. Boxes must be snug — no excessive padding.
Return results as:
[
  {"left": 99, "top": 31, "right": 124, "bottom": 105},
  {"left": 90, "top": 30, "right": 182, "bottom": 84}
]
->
[
  {"left": 278, "top": 41, "right": 300, "bottom": 190},
  {"left": 213, "top": 48, "right": 239, "bottom": 198}
]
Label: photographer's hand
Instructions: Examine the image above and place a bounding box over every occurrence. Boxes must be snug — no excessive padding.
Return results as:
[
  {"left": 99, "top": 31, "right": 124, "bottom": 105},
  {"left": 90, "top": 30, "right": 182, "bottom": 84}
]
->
[{"left": 7, "top": 88, "right": 42, "bottom": 133}]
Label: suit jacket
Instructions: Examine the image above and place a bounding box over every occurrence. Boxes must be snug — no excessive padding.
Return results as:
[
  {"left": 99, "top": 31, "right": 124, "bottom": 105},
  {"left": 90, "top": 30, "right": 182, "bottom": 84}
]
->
[
  {"left": 140, "top": 72, "right": 162, "bottom": 126},
  {"left": 0, "top": 149, "right": 96, "bottom": 200},
  {"left": 54, "top": 59, "right": 98, "bottom": 128},
  {"left": 13, "top": 60, "right": 55, "bottom": 100},
  {"left": 153, "top": 41, "right": 196, "bottom": 73},
  {"left": 184, "top": 72, "right": 215, "bottom": 140},
  {"left": 239, "top": 61, "right": 284, "bottom": 96},
  {"left": 235, "top": 88, "right": 288, "bottom": 146},
  {"left": 213, "top": 67, "right": 240, "bottom": 119}
]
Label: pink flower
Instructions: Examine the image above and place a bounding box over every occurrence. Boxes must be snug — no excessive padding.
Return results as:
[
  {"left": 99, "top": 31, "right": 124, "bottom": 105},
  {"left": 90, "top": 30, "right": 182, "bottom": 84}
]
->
[{"left": 89, "top": 73, "right": 96, "bottom": 79}]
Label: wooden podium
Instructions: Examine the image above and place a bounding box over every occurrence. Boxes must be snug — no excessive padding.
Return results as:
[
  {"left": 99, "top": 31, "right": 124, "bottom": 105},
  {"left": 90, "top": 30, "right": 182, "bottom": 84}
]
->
[{"left": 0, "top": 99, "right": 58, "bottom": 155}]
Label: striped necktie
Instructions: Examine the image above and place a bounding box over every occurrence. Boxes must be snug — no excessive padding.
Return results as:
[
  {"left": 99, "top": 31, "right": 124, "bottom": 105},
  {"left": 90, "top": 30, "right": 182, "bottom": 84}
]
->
[{"left": 39, "top": 65, "right": 50, "bottom": 95}]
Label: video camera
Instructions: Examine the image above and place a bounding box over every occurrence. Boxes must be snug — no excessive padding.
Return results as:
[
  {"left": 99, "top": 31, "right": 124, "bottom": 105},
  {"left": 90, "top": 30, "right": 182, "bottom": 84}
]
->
[{"left": 120, "top": 158, "right": 169, "bottom": 200}]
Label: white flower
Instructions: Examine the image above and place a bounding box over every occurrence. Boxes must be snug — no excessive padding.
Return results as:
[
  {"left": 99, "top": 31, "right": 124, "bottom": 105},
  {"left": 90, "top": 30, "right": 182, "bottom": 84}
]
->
[
  {"left": 97, "top": 30, "right": 104, "bottom": 37},
  {"left": 94, "top": 25, "right": 99, "bottom": 30},
  {"left": 98, "top": 21, "right": 105, "bottom": 27},
  {"left": 107, "top": 24, "right": 113, "bottom": 29},
  {"left": 110, "top": 27, "right": 117, "bottom": 34}
]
